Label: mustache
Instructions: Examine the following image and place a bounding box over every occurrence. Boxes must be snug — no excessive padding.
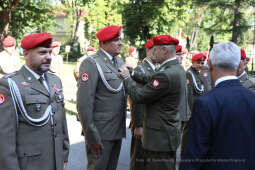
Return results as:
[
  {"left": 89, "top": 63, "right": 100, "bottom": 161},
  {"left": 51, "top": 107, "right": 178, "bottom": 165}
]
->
[{"left": 42, "top": 59, "right": 51, "bottom": 64}]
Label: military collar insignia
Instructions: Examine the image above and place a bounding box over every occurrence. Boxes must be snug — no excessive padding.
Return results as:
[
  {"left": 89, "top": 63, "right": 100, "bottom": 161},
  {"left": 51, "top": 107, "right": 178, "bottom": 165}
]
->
[
  {"left": 28, "top": 77, "right": 32, "bottom": 81},
  {"left": 0, "top": 93, "right": 5, "bottom": 104},
  {"left": 152, "top": 79, "right": 160, "bottom": 88},
  {"left": 81, "top": 72, "right": 89, "bottom": 82}
]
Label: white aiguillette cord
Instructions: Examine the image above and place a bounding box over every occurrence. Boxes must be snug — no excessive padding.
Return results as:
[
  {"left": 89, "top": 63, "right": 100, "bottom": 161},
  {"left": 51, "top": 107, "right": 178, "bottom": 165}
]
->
[{"left": 8, "top": 78, "right": 53, "bottom": 127}]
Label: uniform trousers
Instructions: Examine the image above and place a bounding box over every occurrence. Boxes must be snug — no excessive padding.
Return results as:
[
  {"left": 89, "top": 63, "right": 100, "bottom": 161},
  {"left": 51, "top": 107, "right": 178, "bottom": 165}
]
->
[
  {"left": 142, "top": 149, "right": 176, "bottom": 170},
  {"left": 130, "top": 136, "right": 146, "bottom": 170},
  {"left": 86, "top": 139, "right": 122, "bottom": 170}
]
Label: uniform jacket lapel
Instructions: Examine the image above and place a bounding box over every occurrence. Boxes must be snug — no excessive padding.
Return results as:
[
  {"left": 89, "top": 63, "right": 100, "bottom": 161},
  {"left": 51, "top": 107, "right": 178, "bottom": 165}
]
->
[
  {"left": 45, "top": 72, "right": 56, "bottom": 100},
  {"left": 21, "top": 66, "right": 50, "bottom": 97},
  {"left": 97, "top": 49, "right": 122, "bottom": 79}
]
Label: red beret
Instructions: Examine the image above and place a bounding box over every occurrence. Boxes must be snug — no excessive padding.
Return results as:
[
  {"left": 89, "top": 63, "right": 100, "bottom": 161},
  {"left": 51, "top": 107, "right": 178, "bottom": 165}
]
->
[
  {"left": 129, "top": 47, "right": 135, "bottom": 54},
  {"left": 87, "top": 46, "right": 96, "bottom": 52},
  {"left": 152, "top": 35, "right": 179, "bottom": 46},
  {"left": 52, "top": 41, "right": 61, "bottom": 48},
  {"left": 246, "top": 57, "right": 250, "bottom": 62},
  {"left": 176, "top": 45, "right": 182, "bottom": 53},
  {"left": 3, "top": 36, "right": 16, "bottom": 47},
  {"left": 192, "top": 53, "right": 207, "bottom": 62},
  {"left": 144, "top": 39, "right": 153, "bottom": 49},
  {"left": 96, "top": 25, "right": 122, "bottom": 42},
  {"left": 241, "top": 48, "right": 246, "bottom": 60},
  {"left": 21, "top": 32, "right": 53, "bottom": 50}
]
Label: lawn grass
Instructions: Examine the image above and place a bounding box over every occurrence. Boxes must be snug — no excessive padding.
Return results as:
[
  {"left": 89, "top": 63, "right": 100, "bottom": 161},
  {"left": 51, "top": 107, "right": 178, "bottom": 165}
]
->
[{"left": 60, "top": 62, "right": 78, "bottom": 116}]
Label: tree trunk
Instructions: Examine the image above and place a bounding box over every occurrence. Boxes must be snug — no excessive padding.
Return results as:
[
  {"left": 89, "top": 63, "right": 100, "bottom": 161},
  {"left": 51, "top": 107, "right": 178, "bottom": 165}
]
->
[
  {"left": 0, "top": 0, "right": 19, "bottom": 49},
  {"left": 231, "top": 0, "right": 241, "bottom": 43}
]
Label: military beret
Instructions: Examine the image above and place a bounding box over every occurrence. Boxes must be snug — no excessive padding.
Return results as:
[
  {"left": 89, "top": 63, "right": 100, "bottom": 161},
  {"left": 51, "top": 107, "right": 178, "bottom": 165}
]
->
[
  {"left": 176, "top": 45, "right": 182, "bottom": 53},
  {"left": 152, "top": 35, "right": 179, "bottom": 46},
  {"left": 129, "top": 47, "right": 135, "bottom": 54},
  {"left": 87, "top": 46, "right": 96, "bottom": 52},
  {"left": 96, "top": 25, "right": 122, "bottom": 42},
  {"left": 21, "top": 32, "right": 53, "bottom": 50},
  {"left": 3, "top": 36, "right": 16, "bottom": 47},
  {"left": 246, "top": 57, "right": 250, "bottom": 62},
  {"left": 241, "top": 48, "right": 246, "bottom": 60},
  {"left": 192, "top": 53, "right": 207, "bottom": 62},
  {"left": 52, "top": 41, "right": 61, "bottom": 48},
  {"left": 144, "top": 39, "right": 153, "bottom": 49}
]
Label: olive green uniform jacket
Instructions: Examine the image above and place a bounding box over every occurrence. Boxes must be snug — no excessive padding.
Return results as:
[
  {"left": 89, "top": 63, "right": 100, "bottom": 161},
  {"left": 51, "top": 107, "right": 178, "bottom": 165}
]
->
[
  {"left": 77, "top": 49, "right": 126, "bottom": 145},
  {"left": 130, "top": 59, "right": 155, "bottom": 130},
  {"left": 239, "top": 71, "right": 255, "bottom": 92},
  {"left": 125, "top": 58, "right": 186, "bottom": 152},
  {"left": 0, "top": 66, "right": 69, "bottom": 170},
  {"left": 186, "top": 66, "right": 207, "bottom": 112}
]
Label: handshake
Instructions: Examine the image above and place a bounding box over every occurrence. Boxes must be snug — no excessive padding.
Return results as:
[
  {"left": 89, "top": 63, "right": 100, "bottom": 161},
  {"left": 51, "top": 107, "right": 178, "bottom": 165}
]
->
[{"left": 118, "top": 64, "right": 134, "bottom": 79}]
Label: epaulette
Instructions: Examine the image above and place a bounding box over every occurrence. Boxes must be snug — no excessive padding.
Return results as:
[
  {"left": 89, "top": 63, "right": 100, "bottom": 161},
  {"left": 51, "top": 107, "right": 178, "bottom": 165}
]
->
[{"left": 3, "top": 71, "right": 17, "bottom": 79}]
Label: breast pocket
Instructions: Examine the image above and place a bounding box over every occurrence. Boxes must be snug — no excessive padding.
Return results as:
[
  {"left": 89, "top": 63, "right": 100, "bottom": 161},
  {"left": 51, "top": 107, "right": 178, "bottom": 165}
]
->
[
  {"left": 24, "top": 95, "right": 48, "bottom": 113},
  {"left": 104, "top": 71, "right": 118, "bottom": 81}
]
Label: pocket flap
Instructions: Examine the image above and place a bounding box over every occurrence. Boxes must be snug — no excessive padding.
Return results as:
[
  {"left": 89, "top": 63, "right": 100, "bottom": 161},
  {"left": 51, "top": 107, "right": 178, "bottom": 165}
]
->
[
  {"left": 25, "top": 95, "right": 48, "bottom": 104},
  {"left": 17, "top": 146, "right": 42, "bottom": 157}
]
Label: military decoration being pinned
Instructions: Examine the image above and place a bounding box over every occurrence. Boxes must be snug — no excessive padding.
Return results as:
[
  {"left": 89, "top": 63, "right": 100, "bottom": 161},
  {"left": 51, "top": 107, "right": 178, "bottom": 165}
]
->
[{"left": 152, "top": 79, "right": 160, "bottom": 88}]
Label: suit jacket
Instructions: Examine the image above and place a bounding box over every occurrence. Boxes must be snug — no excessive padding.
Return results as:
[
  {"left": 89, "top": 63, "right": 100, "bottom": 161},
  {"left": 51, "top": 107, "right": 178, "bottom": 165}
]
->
[
  {"left": 0, "top": 66, "right": 69, "bottom": 170},
  {"left": 130, "top": 59, "right": 155, "bottom": 129},
  {"left": 125, "top": 58, "right": 186, "bottom": 152},
  {"left": 239, "top": 72, "right": 255, "bottom": 92},
  {"left": 180, "top": 79, "right": 255, "bottom": 170},
  {"left": 77, "top": 49, "right": 126, "bottom": 145}
]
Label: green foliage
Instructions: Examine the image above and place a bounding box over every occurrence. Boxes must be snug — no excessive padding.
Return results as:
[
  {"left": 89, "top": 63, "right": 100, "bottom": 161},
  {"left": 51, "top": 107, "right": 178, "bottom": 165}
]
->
[
  {"left": 8, "top": 0, "right": 56, "bottom": 41},
  {"left": 84, "top": 0, "right": 124, "bottom": 48},
  {"left": 122, "top": 0, "right": 192, "bottom": 50},
  {"left": 194, "top": 0, "right": 255, "bottom": 45}
]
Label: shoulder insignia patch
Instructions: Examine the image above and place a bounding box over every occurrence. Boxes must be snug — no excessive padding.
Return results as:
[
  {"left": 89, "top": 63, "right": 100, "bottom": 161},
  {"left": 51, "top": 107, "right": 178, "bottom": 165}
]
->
[
  {"left": 81, "top": 72, "right": 89, "bottom": 82},
  {"left": 0, "top": 93, "right": 5, "bottom": 104},
  {"left": 152, "top": 79, "right": 160, "bottom": 88}
]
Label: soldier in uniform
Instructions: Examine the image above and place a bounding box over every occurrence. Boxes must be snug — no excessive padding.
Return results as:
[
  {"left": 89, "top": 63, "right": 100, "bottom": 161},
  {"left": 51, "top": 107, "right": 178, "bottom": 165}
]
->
[
  {"left": 237, "top": 48, "right": 255, "bottom": 92},
  {"left": 77, "top": 25, "right": 126, "bottom": 170},
  {"left": 129, "top": 39, "right": 156, "bottom": 170},
  {"left": 181, "top": 53, "right": 209, "bottom": 152},
  {"left": 120, "top": 35, "right": 186, "bottom": 170},
  {"left": 0, "top": 32, "right": 69, "bottom": 170},
  {"left": 50, "top": 41, "right": 63, "bottom": 78},
  {"left": 0, "top": 36, "right": 21, "bottom": 78},
  {"left": 186, "top": 53, "right": 208, "bottom": 111},
  {"left": 73, "top": 46, "right": 96, "bottom": 82}
]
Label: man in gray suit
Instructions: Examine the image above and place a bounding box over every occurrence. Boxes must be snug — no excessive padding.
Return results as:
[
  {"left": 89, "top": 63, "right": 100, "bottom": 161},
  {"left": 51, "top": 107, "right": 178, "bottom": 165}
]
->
[{"left": 77, "top": 25, "right": 126, "bottom": 170}]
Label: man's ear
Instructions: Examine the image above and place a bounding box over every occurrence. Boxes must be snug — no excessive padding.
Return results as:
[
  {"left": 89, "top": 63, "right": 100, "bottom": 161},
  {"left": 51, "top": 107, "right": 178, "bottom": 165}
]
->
[
  {"left": 23, "top": 49, "right": 29, "bottom": 59},
  {"left": 237, "top": 61, "right": 243, "bottom": 75}
]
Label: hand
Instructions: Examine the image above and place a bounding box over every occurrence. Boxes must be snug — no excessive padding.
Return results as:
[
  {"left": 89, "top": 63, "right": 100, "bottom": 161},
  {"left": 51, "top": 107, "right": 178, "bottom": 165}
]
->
[
  {"left": 134, "top": 127, "right": 143, "bottom": 139},
  {"left": 119, "top": 65, "right": 131, "bottom": 79},
  {"left": 63, "top": 162, "right": 67, "bottom": 170},
  {"left": 90, "top": 141, "right": 104, "bottom": 158}
]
